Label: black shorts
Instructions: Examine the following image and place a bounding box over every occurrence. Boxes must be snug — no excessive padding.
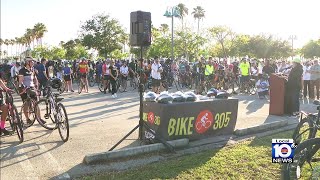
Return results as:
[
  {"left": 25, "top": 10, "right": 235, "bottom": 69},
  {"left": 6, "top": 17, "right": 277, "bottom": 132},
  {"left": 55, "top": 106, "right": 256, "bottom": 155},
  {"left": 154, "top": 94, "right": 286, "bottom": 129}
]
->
[
  {"left": 240, "top": 75, "right": 250, "bottom": 83},
  {"left": 80, "top": 73, "right": 87, "bottom": 78},
  {"left": 64, "top": 75, "right": 71, "bottom": 81},
  {"left": 103, "top": 75, "right": 110, "bottom": 81},
  {"left": 20, "top": 88, "right": 37, "bottom": 102},
  {"left": 152, "top": 78, "right": 161, "bottom": 87}
]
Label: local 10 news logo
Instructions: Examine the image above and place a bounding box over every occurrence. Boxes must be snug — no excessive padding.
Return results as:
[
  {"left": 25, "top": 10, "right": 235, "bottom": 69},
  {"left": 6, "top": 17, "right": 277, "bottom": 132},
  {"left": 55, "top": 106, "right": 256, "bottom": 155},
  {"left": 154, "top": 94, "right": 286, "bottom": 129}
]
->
[{"left": 272, "top": 139, "right": 297, "bottom": 163}]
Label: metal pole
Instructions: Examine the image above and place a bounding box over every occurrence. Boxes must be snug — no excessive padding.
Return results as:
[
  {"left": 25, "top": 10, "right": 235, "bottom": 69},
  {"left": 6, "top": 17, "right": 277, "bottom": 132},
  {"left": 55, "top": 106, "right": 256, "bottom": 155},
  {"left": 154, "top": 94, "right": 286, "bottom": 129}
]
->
[
  {"left": 171, "top": 11, "right": 174, "bottom": 61},
  {"left": 138, "top": 46, "right": 144, "bottom": 139}
]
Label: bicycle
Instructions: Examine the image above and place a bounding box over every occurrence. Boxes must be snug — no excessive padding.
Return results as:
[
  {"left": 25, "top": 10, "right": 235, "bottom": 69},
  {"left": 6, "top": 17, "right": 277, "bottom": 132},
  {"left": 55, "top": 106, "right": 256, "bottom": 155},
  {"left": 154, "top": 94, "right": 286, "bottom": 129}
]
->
[
  {"left": 19, "top": 87, "right": 40, "bottom": 129},
  {"left": 118, "top": 75, "right": 128, "bottom": 93},
  {"left": 0, "top": 90, "right": 24, "bottom": 143},
  {"left": 282, "top": 100, "right": 320, "bottom": 179},
  {"left": 292, "top": 100, "right": 320, "bottom": 144},
  {"left": 282, "top": 138, "right": 320, "bottom": 179},
  {"left": 196, "top": 120, "right": 212, "bottom": 131},
  {"left": 35, "top": 82, "right": 69, "bottom": 142}
]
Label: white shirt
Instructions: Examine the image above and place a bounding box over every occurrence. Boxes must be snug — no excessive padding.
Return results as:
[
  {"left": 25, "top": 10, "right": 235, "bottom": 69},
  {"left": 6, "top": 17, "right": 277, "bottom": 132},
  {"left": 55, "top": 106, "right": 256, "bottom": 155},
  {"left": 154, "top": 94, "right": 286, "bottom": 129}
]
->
[
  {"left": 303, "top": 65, "right": 311, "bottom": 80},
  {"left": 11, "top": 66, "right": 21, "bottom": 77},
  {"left": 256, "top": 79, "right": 269, "bottom": 92},
  {"left": 151, "top": 63, "right": 162, "bottom": 80},
  {"left": 120, "top": 66, "right": 129, "bottom": 75},
  {"left": 251, "top": 67, "right": 258, "bottom": 76}
]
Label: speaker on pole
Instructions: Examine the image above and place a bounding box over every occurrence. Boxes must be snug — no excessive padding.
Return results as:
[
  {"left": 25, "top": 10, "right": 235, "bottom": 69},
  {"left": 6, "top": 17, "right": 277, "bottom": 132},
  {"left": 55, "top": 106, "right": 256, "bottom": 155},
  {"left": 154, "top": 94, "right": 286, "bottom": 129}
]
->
[{"left": 130, "top": 11, "right": 152, "bottom": 47}]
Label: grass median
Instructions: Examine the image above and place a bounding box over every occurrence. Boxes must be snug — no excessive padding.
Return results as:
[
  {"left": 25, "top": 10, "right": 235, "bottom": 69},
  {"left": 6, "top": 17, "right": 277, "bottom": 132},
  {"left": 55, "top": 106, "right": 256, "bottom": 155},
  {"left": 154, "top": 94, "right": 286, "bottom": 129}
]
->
[{"left": 79, "top": 130, "right": 295, "bottom": 179}]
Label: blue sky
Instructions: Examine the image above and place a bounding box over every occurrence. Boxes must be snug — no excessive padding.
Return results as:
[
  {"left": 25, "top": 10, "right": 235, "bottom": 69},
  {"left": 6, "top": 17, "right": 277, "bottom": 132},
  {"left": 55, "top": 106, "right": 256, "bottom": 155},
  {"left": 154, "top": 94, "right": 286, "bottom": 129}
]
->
[{"left": 1, "top": 0, "right": 320, "bottom": 48}]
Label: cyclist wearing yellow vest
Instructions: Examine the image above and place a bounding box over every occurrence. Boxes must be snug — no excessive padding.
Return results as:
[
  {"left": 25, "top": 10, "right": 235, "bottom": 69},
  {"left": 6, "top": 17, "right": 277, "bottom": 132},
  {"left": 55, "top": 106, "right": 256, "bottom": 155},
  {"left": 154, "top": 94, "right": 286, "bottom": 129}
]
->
[
  {"left": 205, "top": 60, "right": 214, "bottom": 79},
  {"left": 239, "top": 58, "right": 251, "bottom": 84}
]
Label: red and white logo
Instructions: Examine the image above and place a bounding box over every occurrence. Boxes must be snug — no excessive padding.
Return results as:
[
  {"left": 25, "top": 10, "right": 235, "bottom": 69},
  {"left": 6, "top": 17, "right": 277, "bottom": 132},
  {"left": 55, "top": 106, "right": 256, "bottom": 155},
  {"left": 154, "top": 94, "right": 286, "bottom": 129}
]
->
[
  {"left": 195, "top": 110, "right": 214, "bottom": 134},
  {"left": 148, "top": 112, "right": 155, "bottom": 124}
]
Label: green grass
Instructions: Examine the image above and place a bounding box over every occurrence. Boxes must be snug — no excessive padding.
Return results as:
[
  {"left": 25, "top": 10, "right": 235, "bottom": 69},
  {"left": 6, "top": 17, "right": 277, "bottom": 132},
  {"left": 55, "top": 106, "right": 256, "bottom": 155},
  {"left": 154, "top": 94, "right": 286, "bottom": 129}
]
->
[{"left": 79, "top": 130, "right": 318, "bottom": 180}]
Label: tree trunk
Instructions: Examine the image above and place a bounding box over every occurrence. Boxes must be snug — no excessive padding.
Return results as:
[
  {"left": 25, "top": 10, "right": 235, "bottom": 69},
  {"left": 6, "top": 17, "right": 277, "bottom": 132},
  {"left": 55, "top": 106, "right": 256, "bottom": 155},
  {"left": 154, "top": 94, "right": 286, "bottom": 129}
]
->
[
  {"left": 197, "top": 19, "right": 200, "bottom": 34},
  {"left": 221, "top": 42, "right": 227, "bottom": 59}
]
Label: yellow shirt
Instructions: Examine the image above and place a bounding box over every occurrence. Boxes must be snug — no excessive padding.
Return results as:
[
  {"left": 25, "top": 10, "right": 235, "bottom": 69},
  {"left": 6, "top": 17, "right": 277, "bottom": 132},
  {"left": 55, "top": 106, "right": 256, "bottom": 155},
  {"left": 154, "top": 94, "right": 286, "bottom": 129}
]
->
[{"left": 239, "top": 62, "right": 250, "bottom": 76}]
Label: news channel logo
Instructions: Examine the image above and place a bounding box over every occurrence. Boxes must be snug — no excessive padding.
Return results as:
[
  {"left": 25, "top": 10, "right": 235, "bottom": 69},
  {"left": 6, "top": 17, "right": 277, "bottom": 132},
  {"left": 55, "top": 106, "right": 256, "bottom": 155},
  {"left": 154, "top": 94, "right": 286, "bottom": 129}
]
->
[{"left": 272, "top": 139, "right": 297, "bottom": 163}]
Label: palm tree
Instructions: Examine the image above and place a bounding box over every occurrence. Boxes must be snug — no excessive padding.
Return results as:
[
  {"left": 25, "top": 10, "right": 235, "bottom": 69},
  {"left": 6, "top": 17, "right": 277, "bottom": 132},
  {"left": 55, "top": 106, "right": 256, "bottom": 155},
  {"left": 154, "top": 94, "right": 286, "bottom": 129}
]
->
[
  {"left": 15, "top": 37, "right": 22, "bottom": 56},
  {"left": 192, "top": 6, "right": 205, "bottom": 33},
  {"left": 9, "top": 39, "right": 15, "bottom": 57},
  {"left": 159, "top": 24, "right": 169, "bottom": 37},
  {"left": 4, "top": 39, "right": 10, "bottom": 57},
  {"left": 20, "top": 36, "right": 27, "bottom": 55},
  {"left": 177, "top": 3, "right": 188, "bottom": 30},
  {"left": 25, "top": 28, "right": 35, "bottom": 48},
  {"left": 34, "top": 23, "right": 47, "bottom": 46}
]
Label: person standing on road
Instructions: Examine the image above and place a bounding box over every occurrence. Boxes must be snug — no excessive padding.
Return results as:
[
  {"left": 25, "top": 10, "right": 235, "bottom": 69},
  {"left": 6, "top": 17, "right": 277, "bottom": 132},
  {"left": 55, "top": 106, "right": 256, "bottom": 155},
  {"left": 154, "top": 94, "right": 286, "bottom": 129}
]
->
[
  {"left": 310, "top": 59, "right": 320, "bottom": 100},
  {"left": 120, "top": 61, "right": 129, "bottom": 92},
  {"left": 109, "top": 60, "right": 118, "bottom": 98},
  {"left": 37, "top": 58, "right": 50, "bottom": 96},
  {"left": 0, "top": 77, "right": 13, "bottom": 136},
  {"left": 151, "top": 56, "right": 162, "bottom": 94},
  {"left": 102, "top": 60, "right": 110, "bottom": 94},
  {"left": 239, "top": 58, "right": 251, "bottom": 91},
  {"left": 285, "top": 58, "right": 303, "bottom": 116},
  {"left": 63, "top": 63, "right": 74, "bottom": 92},
  {"left": 79, "top": 58, "right": 89, "bottom": 93},
  {"left": 302, "top": 62, "right": 312, "bottom": 99}
]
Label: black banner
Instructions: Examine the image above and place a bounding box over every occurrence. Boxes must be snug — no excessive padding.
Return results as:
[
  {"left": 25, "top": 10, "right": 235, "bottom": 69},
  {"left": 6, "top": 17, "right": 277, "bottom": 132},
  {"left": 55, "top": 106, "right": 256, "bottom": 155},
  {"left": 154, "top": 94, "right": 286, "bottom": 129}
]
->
[{"left": 142, "top": 99, "right": 239, "bottom": 141}]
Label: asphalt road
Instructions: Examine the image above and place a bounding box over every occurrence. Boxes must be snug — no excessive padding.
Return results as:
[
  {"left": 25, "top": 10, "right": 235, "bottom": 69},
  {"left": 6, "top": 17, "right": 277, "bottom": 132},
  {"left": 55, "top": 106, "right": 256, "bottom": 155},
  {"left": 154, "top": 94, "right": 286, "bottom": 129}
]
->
[{"left": 0, "top": 85, "right": 317, "bottom": 179}]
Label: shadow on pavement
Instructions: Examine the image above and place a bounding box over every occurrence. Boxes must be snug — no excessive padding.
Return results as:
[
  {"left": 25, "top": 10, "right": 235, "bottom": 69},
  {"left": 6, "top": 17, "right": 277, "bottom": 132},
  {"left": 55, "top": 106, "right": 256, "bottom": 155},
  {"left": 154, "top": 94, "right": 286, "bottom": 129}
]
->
[{"left": 0, "top": 140, "right": 64, "bottom": 169}]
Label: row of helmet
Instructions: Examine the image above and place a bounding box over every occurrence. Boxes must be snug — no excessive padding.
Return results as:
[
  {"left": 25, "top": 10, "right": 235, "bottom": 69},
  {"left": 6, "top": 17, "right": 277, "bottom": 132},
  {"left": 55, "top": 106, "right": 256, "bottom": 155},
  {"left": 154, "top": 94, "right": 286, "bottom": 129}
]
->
[{"left": 144, "top": 91, "right": 198, "bottom": 103}]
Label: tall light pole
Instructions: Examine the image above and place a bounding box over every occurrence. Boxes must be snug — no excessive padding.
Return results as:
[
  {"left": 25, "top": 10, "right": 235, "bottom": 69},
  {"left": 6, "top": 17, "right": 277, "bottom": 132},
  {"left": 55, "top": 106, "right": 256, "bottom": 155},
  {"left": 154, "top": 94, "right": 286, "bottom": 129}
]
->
[
  {"left": 289, "top": 35, "right": 297, "bottom": 60},
  {"left": 164, "top": 6, "right": 180, "bottom": 61}
]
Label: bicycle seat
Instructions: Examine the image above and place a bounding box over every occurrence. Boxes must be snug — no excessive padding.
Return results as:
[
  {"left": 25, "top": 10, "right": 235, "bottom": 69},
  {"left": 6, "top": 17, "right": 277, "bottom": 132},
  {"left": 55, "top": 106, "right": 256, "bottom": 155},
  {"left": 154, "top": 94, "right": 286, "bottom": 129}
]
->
[{"left": 56, "top": 97, "right": 64, "bottom": 102}]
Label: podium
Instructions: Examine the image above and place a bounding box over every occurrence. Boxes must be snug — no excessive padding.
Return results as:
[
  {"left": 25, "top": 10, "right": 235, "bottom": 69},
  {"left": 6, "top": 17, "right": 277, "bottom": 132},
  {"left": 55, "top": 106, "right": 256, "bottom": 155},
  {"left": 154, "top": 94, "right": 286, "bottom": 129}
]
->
[{"left": 269, "top": 73, "right": 287, "bottom": 115}]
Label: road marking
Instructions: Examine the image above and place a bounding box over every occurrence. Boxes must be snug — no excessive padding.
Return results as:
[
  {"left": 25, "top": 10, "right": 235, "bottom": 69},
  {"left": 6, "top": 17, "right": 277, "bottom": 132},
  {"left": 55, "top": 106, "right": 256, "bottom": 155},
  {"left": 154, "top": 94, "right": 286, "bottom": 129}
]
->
[
  {"left": 35, "top": 143, "right": 71, "bottom": 179},
  {"left": 12, "top": 146, "right": 40, "bottom": 180}
]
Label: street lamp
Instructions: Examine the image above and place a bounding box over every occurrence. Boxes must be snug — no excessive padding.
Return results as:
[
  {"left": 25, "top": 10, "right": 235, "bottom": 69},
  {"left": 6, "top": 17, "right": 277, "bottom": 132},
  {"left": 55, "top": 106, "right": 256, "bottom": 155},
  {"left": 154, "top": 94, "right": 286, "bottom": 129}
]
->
[
  {"left": 164, "top": 6, "right": 180, "bottom": 61},
  {"left": 289, "top": 35, "right": 297, "bottom": 60}
]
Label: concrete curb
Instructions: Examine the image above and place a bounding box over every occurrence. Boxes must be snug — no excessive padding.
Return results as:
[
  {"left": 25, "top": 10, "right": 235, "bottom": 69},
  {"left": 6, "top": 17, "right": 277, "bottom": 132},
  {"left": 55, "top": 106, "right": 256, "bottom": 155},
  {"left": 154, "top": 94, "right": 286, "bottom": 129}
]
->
[
  {"left": 233, "top": 120, "right": 288, "bottom": 136},
  {"left": 84, "top": 138, "right": 189, "bottom": 165}
]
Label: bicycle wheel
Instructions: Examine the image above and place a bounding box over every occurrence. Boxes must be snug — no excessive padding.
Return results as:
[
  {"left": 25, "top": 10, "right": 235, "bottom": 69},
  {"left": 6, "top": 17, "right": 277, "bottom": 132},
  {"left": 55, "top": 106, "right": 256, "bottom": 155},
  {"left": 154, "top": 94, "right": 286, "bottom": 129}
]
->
[
  {"left": 128, "top": 78, "right": 137, "bottom": 91},
  {"left": 98, "top": 81, "right": 105, "bottom": 92},
  {"left": 292, "top": 117, "right": 315, "bottom": 144},
  {"left": 35, "top": 99, "right": 56, "bottom": 130},
  {"left": 118, "top": 79, "right": 127, "bottom": 93},
  {"left": 78, "top": 81, "right": 83, "bottom": 94},
  {"left": 57, "top": 103, "right": 69, "bottom": 142},
  {"left": 20, "top": 99, "right": 37, "bottom": 128},
  {"left": 89, "top": 76, "right": 95, "bottom": 87},
  {"left": 283, "top": 138, "right": 320, "bottom": 180},
  {"left": 11, "top": 105, "right": 24, "bottom": 143}
]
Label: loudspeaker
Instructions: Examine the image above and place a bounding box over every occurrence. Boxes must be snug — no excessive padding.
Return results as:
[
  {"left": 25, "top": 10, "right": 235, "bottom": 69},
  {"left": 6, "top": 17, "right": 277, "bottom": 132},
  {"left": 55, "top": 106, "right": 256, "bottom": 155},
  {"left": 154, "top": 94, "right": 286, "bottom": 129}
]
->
[{"left": 130, "top": 11, "right": 151, "bottom": 47}]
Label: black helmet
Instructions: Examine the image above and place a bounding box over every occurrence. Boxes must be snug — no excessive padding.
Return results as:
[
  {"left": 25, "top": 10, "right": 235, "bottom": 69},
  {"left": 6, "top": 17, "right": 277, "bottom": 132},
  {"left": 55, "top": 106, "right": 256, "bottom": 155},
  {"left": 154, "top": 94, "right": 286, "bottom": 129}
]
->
[{"left": 51, "top": 78, "right": 62, "bottom": 89}]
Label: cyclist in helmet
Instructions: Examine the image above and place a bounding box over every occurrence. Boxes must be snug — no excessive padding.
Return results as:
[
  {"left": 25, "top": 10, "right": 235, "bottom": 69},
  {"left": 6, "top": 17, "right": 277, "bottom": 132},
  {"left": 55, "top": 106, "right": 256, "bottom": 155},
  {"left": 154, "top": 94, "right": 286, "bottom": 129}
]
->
[
  {"left": 78, "top": 57, "right": 89, "bottom": 93},
  {"left": 18, "top": 57, "right": 45, "bottom": 125}
]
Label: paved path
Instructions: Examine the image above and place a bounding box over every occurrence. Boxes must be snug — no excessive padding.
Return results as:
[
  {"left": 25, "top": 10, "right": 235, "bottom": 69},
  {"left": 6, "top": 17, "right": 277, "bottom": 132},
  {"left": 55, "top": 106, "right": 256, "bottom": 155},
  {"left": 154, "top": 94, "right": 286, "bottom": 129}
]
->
[{"left": 0, "top": 86, "right": 317, "bottom": 179}]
